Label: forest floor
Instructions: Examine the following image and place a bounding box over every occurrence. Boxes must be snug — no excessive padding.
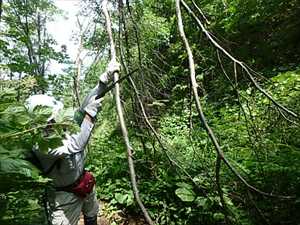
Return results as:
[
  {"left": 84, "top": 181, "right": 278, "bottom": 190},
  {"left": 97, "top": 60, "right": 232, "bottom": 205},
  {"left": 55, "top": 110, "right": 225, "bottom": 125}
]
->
[
  {"left": 78, "top": 201, "right": 147, "bottom": 225},
  {"left": 78, "top": 214, "right": 146, "bottom": 225}
]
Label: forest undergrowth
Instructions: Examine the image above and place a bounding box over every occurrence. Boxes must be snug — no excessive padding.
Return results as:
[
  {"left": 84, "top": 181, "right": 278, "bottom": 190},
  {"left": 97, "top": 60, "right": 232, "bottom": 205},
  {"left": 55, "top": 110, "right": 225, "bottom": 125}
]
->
[{"left": 0, "top": 0, "right": 299, "bottom": 224}]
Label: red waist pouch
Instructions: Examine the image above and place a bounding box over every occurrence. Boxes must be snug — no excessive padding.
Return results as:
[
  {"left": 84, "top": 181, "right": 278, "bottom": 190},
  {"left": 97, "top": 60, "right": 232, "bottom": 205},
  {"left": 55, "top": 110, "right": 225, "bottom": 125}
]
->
[{"left": 71, "top": 171, "right": 96, "bottom": 198}]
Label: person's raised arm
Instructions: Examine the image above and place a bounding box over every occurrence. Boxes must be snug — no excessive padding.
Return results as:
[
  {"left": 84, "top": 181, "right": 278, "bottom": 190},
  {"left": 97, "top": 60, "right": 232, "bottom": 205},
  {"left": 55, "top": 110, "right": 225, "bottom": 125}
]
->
[{"left": 49, "top": 59, "right": 120, "bottom": 157}]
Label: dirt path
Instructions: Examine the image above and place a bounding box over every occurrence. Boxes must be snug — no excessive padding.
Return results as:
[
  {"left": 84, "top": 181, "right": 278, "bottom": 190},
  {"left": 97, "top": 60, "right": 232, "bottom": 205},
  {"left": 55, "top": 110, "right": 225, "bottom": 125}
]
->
[
  {"left": 77, "top": 201, "right": 147, "bottom": 225},
  {"left": 78, "top": 214, "right": 146, "bottom": 225},
  {"left": 78, "top": 215, "right": 109, "bottom": 225}
]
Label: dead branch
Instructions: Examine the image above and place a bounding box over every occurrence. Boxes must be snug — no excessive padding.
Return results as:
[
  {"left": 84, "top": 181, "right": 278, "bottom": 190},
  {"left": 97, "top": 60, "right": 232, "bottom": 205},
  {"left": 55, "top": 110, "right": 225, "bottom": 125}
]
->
[
  {"left": 73, "top": 16, "right": 84, "bottom": 107},
  {"left": 181, "top": 0, "right": 298, "bottom": 119},
  {"left": 191, "top": 0, "right": 210, "bottom": 25},
  {"left": 119, "top": 34, "right": 205, "bottom": 194},
  {"left": 125, "top": 0, "right": 142, "bottom": 68},
  {"left": 216, "top": 50, "right": 259, "bottom": 141},
  {"left": 101, "top": 1, "right": 154, "bottom": 224},
  {"left": 176, "top": 0, "right": 295, "bottom": 199},
  {"left": 247, "top": 190, "right": 270, "bottom": 225}
]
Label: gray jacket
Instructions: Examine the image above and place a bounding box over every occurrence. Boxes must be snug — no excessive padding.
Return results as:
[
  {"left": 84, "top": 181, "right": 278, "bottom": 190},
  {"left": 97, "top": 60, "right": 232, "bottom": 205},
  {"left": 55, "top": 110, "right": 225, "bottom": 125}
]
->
[{"left": 34, "top": 83, "right": 105, "bottom": 188}]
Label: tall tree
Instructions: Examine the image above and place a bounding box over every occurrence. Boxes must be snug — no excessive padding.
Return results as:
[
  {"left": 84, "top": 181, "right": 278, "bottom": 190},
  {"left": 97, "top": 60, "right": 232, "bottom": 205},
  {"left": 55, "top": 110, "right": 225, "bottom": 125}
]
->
[{"left": 1, "top": 0, "right": 63, "bottom": 91}]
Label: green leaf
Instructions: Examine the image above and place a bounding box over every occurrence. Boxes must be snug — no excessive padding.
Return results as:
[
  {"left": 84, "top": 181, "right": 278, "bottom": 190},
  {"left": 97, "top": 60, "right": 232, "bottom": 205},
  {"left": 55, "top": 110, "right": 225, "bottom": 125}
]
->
[
  {"left": 33, "top": 106, "right": 52, "bottom": 122},
  {"left": 0, "top": 89, "right": 17, "bottom": 104},
  {"left": 176, "top": 182, "right": 193, "bottom": 189},
  {"left": 126, "top": 193, "right": 134, "bottom": 206},
  {"left": 55, "top": 107, "right": 75, "bottom": 123},
  {"left": 213, "top": 212, "right": 225, "bottom": 221},
  {"left": 195, "top": 196, "right": 207, "bottom": 207},
  {"left": 175, "top": 187, "right": 196, "bottom": 202},
  {"left": 114, "top": 193, "right": 127, "bottom": 204},
  {"left": 15, "top": 114, "right": 31, "bottom": 126},
  {"left": 0, "top": 158, "right": 32, "bottom": 177},
  {"left": 46, "top": 134, "right": 63, "bottom": 149}
]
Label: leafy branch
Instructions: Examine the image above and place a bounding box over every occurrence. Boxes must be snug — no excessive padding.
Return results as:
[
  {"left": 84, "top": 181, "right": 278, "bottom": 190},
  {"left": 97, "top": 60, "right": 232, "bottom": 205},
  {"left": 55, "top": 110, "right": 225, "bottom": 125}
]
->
[{"left": 0, "top": 122, "right": 72, "bottom": 140}]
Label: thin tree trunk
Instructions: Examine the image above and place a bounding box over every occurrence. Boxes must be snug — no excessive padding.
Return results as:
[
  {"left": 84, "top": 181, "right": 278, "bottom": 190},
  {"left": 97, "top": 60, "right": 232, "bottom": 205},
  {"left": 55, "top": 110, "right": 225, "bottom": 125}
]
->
[
  {"left": 101, "top": 1, "right": 155, "bottom": 224},
  {"left": 73, "top": 16, "right": 83, "bottom": 107}
]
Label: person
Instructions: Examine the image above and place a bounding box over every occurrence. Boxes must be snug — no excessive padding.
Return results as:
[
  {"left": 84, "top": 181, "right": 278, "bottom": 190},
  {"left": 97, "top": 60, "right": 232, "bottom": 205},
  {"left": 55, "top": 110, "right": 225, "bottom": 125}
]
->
[{"left": 25, "top": 59, "right": 120, "bottom": 225}]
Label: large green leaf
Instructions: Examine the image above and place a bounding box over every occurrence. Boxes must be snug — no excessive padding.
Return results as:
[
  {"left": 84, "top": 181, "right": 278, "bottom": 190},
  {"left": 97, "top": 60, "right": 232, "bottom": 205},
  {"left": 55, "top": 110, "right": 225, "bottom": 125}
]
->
[
  {"left": 0, "top": 158, "right": 32, "bottom": 177},
  {"left": 114, "top": 192, "right": 128, "bottom": 204},
  {"left": 175, "top": 187, "right": 196, "bottom": 202}
]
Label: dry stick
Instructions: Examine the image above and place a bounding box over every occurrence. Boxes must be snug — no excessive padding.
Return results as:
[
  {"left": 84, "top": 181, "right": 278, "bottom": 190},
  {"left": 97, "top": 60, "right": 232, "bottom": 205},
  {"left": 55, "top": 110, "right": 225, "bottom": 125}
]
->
[
  {"left": 118, "top": 1, "right": 155, "bottom": 164},
  {"left": 191, "top": 0, "right": 210, "bottom": 25},
  {"left": 277, "top": 108, "right": 299, "bottom": 126},
  {"left": 117, "top": 6, "right": 204, "bottom": 192},
  {"left": 176, "top": 0, "right": 294, "bottom": 199},
  {"left": 119, "top": 0, "right": 131, "bottom": 60},
  {"left": 101, "top": 1, "right": 154, "bottom": 224},
  {"left": 153, "top": 50, "right": 172, "bottom": 67},
  {"left": 176, "top": 0, "right": 229, "bottom": 217},
  {"left": 247, "top": 190, "right": 270, "bottom": 225},
  {"left": 129, "top": 75, "right": 204, "bottom": 189},
  {"left": 84, "top": 48, "right": 103, "bottom": 78},
  {"left": 233, "top": 59, "right": 277, "bottom": 181},
  {"left": 176, "top": 1, "right": 229, "bottom": 217},
  {"left": 216, "top": 50, "right": 259, "bottom": 143},
  {"left": 117, "top": 10, "right": 153, "bottom": 160},
  {"left": 120, "top": 42, "right": 203, "bottom": 191},
  {"left": 225, "top": 53, "right": 268, "bottom": 179},
  {"left": 122, "top": 2, "right": 158, "bottom": 100},
  {"left": 125, "top": 0, "right": 142, "bottom": 68},
  {"left": 215, "top": 156, "right": 235, "bottom": 224},
  {"left": 180, "top": 0, "right": 298, "bottom": 119},
  {"left": 74, "top": 16, "right": 94, "bottom": 106},
  {"left": 176, "top": 0, "right": 229, "bottom": 209},
  {"left": 73, "top": 16, "right": 84, "bottom": 107}
]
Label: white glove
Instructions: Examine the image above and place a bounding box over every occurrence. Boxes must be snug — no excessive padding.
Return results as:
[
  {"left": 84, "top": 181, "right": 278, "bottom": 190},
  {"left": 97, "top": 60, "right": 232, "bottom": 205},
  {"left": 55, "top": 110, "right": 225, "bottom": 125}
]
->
[
  {"left": 99, "top": 59, "right": 121, "bottom": 83},
  {"left": 84, "top": 95, "right": 103, "bottom": 118}
]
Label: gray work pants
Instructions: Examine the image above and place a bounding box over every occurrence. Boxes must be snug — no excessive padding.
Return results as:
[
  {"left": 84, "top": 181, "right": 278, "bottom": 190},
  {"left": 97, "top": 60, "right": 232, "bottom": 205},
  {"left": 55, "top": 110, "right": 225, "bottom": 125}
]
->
[{"left": 49, "top": 188, "right": 99, "bottom": 225}]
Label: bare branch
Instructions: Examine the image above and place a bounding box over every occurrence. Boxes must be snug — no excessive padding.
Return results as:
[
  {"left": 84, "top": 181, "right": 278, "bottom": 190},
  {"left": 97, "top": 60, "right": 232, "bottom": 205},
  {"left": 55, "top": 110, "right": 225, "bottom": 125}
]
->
[
  {"left": 176, "top": 0, "right": 295, "bottom": 199},
  {"left": 101, "top": 1, "right": 154, "bottom": 224},
  {"left": 180, "top": 0, "right": 298, "bottom": 119},
  {"left": 191, "top": 0, "right": 210, "bottom": 25},
  {"left": 73, "top": 16, "right": 84, "bottom": 107}
]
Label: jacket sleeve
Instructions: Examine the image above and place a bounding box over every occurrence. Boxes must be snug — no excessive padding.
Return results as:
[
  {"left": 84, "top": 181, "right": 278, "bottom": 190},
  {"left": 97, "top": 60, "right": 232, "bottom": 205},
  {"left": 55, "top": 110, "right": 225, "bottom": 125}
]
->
[
  {"left": 48, "top": 81, "right": 108, "bottom": 157},
  {"left": 48, "top": 118, "right": 94, "bottom": 157}
]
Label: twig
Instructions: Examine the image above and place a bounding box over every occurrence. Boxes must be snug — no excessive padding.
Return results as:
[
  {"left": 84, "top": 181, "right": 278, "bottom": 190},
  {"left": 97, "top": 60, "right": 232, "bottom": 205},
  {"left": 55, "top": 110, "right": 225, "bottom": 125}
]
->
[
  {"left": 0, "top": 122, "right": 72, "bottom": 139},
  {"left": 247, "top": 190, "right": 270, "bottom": 225},
  {"left": 215, "top": 156, "right": 233, "bottom": 224},
  {"left": 118, "top": 3, "right": 206, "bottom": 193},
  {"left": 191, "top": 0, "right": 210, "bottom": 25},
  {"left": 216, "top": 50, "right": 259, "bottom": 142}
]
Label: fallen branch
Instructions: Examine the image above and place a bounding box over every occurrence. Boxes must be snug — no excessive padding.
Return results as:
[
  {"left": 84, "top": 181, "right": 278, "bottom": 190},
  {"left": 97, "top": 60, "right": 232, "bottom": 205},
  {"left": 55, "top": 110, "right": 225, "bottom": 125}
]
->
[
  {"left": 117, "top": 5, "right": 207, "bottom": 195},
  {"left": 181, "top": 0, "right": 298, "bottom": 119},
  {"left": 73, "top": 16, "right": 84, "bottom": 107},
  {"left": 176, "top": 0, "right": 295, "bottom": 200},
  {"left": 101, "top": 1, "right": 154, "bottom": 224}
]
